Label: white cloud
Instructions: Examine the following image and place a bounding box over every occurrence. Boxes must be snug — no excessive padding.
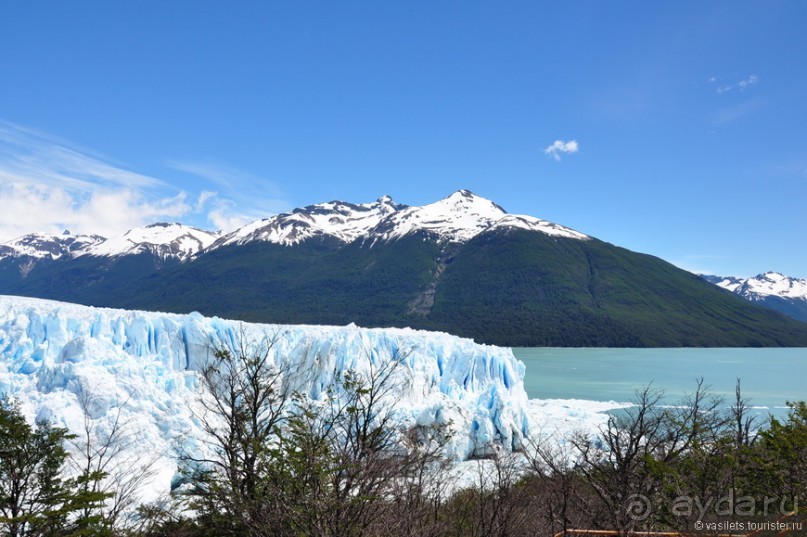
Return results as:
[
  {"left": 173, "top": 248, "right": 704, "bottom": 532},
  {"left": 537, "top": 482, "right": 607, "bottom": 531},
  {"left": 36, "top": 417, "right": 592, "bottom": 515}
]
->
[
  {"left": 0, "top": 121, "right": 195, "bottom": 241},
  {"left": 0, "top": 180, "right": 192, "bottom": 242},
  {"left": 738, "top": 74, "right": 759, "bottom": 91},
  {"left": 0, "top": 121, "right": 294, "bottom": 241},
  {"left": 168, "top": 160, "right": 290, "bottom": 231},
  {"left": 544, "top": 139, "right": 579, "bottom": 161},
  {"left": 714, "top": 74, "right": 759, "bottom": 94},
  {"left": 188, "top": 188, "right": 262, "bottom": 232},
  {"left": 206, "top": 199, "right": 258, "bottom": 232},
  {"left": 195, "top": 190, "right": 217, "bottom": 212}
]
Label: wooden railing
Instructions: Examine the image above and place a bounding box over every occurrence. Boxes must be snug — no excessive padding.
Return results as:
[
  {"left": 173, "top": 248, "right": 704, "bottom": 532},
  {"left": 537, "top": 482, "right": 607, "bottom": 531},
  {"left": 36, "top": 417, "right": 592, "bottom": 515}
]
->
[
  {"left": 555, "top": 530, "right": 748, "bottom": 537},
  {"left": 553, "top": 511, "right": 803, "bottom": 537}
]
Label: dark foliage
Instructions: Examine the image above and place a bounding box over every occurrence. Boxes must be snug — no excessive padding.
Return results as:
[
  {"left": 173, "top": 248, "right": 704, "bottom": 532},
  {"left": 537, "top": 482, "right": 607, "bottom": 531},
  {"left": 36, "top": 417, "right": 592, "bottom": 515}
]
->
[
  {"left": 0, "top": 397, "right": 108, "bottom": 537},
  {"left": 4, "top": 230, "right": 807, "bottom": 347}
]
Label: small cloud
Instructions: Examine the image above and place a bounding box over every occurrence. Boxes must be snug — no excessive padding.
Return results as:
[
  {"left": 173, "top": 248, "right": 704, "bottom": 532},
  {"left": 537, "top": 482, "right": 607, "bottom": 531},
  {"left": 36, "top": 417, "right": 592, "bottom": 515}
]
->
[
  {"left": 206, "top": 198, "right": 258, "bottom": 232},
  {"left": 544, "top": 139, "right": 579, "bottom": 161},
  {"left": 194, "top": 190, "right": 217, "bottom": 212},
  {"left": 738, "top": 74, "right": 758, "bottom": 91},
  {"left": 708, "top": 76, "right": 718, "bottom": 83},
  {"left": 714, "top": 74, "right": 759, "bottom": 94},
  {"left": 194, "top": 189, "right": 266, "bottom": 232}
]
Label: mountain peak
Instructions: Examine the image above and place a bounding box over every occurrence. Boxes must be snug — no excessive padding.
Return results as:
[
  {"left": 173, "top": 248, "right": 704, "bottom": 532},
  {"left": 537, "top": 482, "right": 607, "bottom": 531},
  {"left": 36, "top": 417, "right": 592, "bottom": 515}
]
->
[
  {"left": 448, "top": 188, "right": 475, "bottom": 199},
  {"left": 214, "top": 190, "right": 588, "bottom": 247},
  {"left": 216, "top": 195, "right": 408, "bottom": 247},
  {"left": 80, "top": 223, "right": 220, "bottom": 261},
  {"left": 743, "top": 272, "right": 807, "bottom": 300},
  {"left": 708, "top": 271, "right": 807, "bottom": 301},
  {"left": 0, "top": 231, "right": 106, "bottom": 260},
  {"left": 442, "top": 189, "right": 500, "bottom": 206},
  {"left": 431, "top": 190, "right": 505, "bottom": 213}
]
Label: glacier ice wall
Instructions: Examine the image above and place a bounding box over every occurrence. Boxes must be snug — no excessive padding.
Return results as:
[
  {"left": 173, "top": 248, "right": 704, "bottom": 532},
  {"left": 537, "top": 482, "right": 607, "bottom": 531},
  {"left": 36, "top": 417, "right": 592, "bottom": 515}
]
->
[{"left": 0, "top": 295, "right": 531, "bottom": 498}]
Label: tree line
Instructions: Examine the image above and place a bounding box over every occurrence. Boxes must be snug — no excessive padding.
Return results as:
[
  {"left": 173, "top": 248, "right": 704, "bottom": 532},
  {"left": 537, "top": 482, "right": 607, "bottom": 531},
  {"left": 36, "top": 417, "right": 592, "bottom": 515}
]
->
[{"left": 1, "top": 338, "right": 805, "bottom": 536}]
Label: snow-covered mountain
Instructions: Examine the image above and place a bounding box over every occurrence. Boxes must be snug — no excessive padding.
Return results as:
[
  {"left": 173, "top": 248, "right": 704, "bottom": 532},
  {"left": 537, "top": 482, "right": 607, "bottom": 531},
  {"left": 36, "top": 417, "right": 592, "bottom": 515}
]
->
[
  {"left": 366, "top": 189, "right": 588, "bottom": 244},
  {"left": 78, "top": 223, "right": 220, "bottom": 261},
  {"left": 0, "top": 190, "right": 585, "bottom": 259},
  {"left": 3, "top": 192, "right": 806, "bottom": 347},
  {"left": 740, "top": 272, "right": 807, "bottom": 300},
  {"left": 703, "top": 274, "right": 744, "bottom": 293},
  {"left": 214, "top": 195, "right": 404, "bottom": 247},
  {"left": 0, "top": 230, "right": 105, "bottom": 261},
  {"left": 0, "top": 224, "right": 218, "bottom": 263},
  {"left": 210, "top": 189, "right": 588, "bottom": 248},
  {"left": 702, "top": 272, "right": 807, "bottom": 322},
  {"left": 0, "top": 295, "right": 536, "bottom": 500},
  {"left": 705, "top": 271, "right": 807, "bottom": 301}
]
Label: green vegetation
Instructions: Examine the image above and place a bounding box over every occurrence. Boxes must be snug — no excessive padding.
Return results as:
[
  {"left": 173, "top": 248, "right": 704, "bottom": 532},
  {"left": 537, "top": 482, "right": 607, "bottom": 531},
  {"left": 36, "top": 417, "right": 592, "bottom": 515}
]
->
[
  {"left": 429, "top": 229, "right": 807, "bottom": 346},
  {"left": 5, "top": 346, "right": 805, "bottom": 536},
  {"left": 0, "top": 397, "right": 109, "bottom": 536},
  {"left": 4, "top": 229, "right": 807, "bottom": 346},
  {"left": 1, "top": 340, "right": 805, "bottom": 536}
]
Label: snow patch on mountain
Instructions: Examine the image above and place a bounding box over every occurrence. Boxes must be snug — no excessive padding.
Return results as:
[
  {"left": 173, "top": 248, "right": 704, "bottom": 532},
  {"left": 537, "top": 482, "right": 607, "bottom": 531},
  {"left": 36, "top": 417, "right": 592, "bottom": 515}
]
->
[
  {"left": 493, "top": 214, "right": 589, "bottom": 240},
  {"left": 80, "top": 223, "right": 220, "bottom": 261},
  {"left": 215, "top": 196, "right": 403, "bottom": 247},
  {"left": 708, "top": 271, "right": 807, "bottom": 301},
  {"left": 0, "top": 231, "right": 105, "bottom": 260},
  {"left": 371, "top": 190, "right": 508, "bottom": 243},
  {"left": 706, "top": 275, "right": 744, "bottom": 293},
  {"left": 368, "top": 189, "right": 589, "bottom": 243},
  {"left": 214, "top": 189, "right": 589, "bottom": 248},
  {"left": 740, "top": 272, "right": 807, "bottom": 300}
]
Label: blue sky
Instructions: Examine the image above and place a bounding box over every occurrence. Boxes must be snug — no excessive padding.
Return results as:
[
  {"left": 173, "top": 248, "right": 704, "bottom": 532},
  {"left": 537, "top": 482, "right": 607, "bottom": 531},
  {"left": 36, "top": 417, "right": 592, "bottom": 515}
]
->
[{"left": 1, "top": 1, "right": 805, "bottom": 278}]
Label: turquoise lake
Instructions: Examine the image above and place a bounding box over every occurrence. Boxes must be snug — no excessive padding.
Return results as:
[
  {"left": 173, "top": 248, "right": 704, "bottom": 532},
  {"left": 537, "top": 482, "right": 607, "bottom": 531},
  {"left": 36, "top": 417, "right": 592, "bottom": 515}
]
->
[{"left": 513, "top": 347, "right": 807, "bottom": 417}]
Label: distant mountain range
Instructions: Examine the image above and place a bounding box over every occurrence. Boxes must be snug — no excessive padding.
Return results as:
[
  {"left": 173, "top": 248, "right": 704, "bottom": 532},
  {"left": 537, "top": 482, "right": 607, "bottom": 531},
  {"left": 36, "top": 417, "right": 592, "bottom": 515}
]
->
[
  {"left": 701, "top": 272, "right": 807, "bottom": 322},
  {"left": 0, "top": 223, "right": 217, "bottom": 263},
  {"left": 2, "top": 190, "right": 806, "bottom": 347}
]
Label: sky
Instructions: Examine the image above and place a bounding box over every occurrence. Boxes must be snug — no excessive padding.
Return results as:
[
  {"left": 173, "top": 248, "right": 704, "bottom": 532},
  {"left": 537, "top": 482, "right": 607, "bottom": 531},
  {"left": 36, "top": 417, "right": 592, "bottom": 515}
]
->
[{"left": 1, "top": 1, "right": 805, "bottom": 278}]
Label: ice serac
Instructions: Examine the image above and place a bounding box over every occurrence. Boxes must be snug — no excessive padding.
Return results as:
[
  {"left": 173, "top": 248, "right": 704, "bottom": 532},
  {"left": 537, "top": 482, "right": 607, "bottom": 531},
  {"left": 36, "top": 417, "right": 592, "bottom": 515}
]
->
[{"left": 0, "top": 296, "right": 531, "bottom": 496}]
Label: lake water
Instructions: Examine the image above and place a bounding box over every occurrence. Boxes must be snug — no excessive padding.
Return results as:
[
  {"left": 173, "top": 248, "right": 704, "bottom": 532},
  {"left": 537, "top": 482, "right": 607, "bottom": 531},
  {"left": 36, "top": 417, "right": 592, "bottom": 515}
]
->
[{"left": 513, "top": 347, "right": 807, "bottom": 419}]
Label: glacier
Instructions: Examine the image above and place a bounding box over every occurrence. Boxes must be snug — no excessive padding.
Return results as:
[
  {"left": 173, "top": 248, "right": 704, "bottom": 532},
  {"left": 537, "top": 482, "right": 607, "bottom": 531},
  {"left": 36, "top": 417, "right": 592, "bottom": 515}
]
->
[
  {"left": 0, "top": 295, "right": 629, "bottom": 505},
  {"left": 0, "top": 295, "right": 548, "bottom": 500}
]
